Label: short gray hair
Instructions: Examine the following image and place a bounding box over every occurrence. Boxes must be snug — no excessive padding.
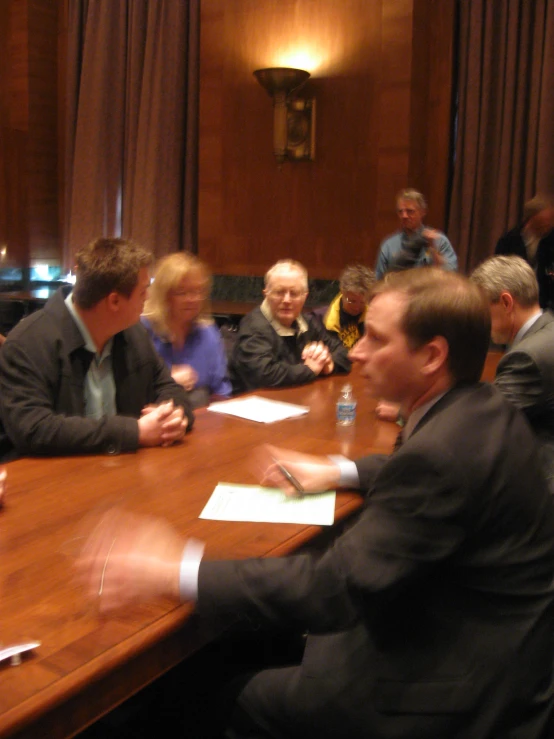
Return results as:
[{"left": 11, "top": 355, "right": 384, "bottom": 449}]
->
[
  {"left": 470, "top": 256, "right": 539, "bottom": 306},
  {"left": 396, "top": 189, "right": 427, "bottom": 210},
  {"left": 339, "top": 264, "right": 375, "bottom": 296},
  {"left": 264, "top": 260, "right": 308, "bottom": 291}
]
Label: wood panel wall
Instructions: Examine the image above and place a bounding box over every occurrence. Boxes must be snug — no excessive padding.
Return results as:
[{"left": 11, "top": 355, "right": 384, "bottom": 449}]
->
[
  {"left": 198, "top": 0, "right": 455, "bottom": 279},
  {"left": 0, "top": 0, "right": 59, "bottom": 269},
  {"left": 1, "top": 0, "right": 453, "bottom": 275}
]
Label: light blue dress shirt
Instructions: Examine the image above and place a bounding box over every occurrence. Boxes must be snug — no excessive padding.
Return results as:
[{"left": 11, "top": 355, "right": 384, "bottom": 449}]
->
[
  {"left": 375, "top": 228, "right": 458, "bottom": 280},
  {"left": 65, "top": 292, "right": 117, "bottom": 419}
]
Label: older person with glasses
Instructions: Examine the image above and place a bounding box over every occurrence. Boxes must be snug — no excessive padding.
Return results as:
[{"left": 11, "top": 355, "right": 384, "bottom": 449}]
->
[
  {"left": 141, "top": 253, "right": 232, "bottom": 408},
  {"left": 323, "top": 264, "right": 375, "bottom": 349},
  {"left": 229, "top": 259, "right": 351, "bottom": 393}
]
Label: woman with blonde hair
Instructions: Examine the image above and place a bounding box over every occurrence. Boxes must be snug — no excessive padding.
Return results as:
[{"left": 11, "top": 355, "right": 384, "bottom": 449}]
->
[{"left": 142, "top": 253, "right": 231, "bottom": 407}]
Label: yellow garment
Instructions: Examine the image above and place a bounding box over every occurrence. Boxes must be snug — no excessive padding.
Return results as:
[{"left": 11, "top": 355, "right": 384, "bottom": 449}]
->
[{"left": 323, "top": 294, "right": 366, "bottom": 349}]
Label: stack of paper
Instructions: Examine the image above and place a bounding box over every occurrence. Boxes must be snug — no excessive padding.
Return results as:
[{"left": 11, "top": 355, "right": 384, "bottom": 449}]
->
[{"left": 208, "top": 395, "right": 309, "bottom": 423}]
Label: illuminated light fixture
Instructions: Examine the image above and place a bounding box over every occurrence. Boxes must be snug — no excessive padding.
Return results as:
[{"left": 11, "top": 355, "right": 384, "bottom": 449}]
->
[{"left": 253, "top": 67, "right": 316, "bottom": 165}]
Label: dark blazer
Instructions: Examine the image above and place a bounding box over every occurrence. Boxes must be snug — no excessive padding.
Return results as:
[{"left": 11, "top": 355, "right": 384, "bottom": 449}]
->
[
  {"left": 495, "top": 227, "right": 554, "bottom": 309},
  {"left": 0, "top": 288, "right": 194, "bottom": 461},
  {"left": 198, "top": 384, "right": 554, "bottom": 739},
  {"left": 495, "top": 311, "right": 554, "bottom": 481},
  {"left": 229, "top": 306, "right": 351, "bottom": 393}
]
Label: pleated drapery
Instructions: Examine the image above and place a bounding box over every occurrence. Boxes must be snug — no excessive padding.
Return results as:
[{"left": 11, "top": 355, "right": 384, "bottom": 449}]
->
[
  {"left": 64, "top": 0, "right": 200, "bottom": 268},
  {"left": 448, "top": 0, "right": 554, "bottom": 272}
]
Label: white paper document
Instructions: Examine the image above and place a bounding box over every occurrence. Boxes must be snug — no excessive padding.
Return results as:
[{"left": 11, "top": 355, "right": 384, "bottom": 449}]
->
[
  {"left": 207, "top": 395, "right": 310, "bottom": 423},
  {"left": 200, "top": 483, "right": 336, "bottom": 526}
]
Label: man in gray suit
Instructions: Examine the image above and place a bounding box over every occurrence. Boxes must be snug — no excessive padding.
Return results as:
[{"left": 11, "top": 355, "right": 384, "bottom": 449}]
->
[{"left": 471, "top": 255, "right": 554, "bottom": 483}]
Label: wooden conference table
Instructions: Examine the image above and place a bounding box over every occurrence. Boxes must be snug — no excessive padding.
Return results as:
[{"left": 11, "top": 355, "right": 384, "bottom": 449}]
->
[{"left": 0, "top": 356, "right": 502, "bottom": 738}]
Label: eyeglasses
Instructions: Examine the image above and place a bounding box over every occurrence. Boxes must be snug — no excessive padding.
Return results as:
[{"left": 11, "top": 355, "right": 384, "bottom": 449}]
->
[
  {"left": 343, "top": 295, "right": 367, "bottom": 306},
  {"left": 268, "top": 289, "right": 307, "bottom": 300}
]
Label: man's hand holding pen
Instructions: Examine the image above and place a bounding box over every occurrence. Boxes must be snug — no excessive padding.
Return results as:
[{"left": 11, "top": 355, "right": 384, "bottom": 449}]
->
[{"left": 254, "top": 444, "right": 340, "bottom": 497}]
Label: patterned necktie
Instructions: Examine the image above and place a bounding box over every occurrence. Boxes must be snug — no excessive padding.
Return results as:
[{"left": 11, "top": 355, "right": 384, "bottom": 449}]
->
[
  {"left": 393, "top": 415, "right": 406, "bottom": 451},
  {"left": 393, "top": 429, "right": 404, "bottom": 452}
]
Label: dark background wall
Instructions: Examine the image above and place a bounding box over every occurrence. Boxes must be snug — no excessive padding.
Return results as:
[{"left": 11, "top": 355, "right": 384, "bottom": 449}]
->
[
  {"left": 198, "top": 0, "right": 455, "bottom": 278},
  {"left": 0, "top": 0, "right": 454, "bottom": 278}
]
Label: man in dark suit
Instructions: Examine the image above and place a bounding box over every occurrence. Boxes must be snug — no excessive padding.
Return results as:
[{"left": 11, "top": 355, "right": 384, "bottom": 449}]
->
[
  {"left": 79, "top": 269, "right": 554, "bottom": 739},
  {"left": 471, "top": 254, "right": 554, "bottom": 483},
  {"left": 495, "top": 195, "right": 554, "bottom": 309}
]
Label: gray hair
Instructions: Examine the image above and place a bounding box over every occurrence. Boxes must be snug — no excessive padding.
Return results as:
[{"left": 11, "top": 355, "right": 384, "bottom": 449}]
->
[
  {"left": 470, "top": 256, "right": 539, "bottom": 306},
  {"left": 396, "top": 189, "right": 427, "bottom": 211},
  {"left": 339, "top": 264, "right": 375, "bottom": 296},
  {"left": 264, "top": 260, "right": 308, "bottom": 291}
]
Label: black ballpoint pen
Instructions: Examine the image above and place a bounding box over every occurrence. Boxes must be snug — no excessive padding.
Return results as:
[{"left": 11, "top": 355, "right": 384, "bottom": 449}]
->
[{"left": 272, "top": 457, "right": 304, "bottom": 495}]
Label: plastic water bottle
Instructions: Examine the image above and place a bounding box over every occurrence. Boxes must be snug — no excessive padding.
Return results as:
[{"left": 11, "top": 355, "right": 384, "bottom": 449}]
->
[{"left": 336, "top": 383, "right": 356, "bottom": 426}]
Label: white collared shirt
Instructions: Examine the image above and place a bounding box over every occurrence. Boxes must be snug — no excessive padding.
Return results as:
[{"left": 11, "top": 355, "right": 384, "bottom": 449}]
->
[
  {"left": 260, "top": 298, "right": 309, "bottom": 336},
  {"left": 511, "top": 310, "right": 543, "bottom": 348}
]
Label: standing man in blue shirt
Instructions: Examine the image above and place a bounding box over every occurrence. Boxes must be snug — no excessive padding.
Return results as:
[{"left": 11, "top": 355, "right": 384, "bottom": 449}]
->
[{"left": 375, "top": 189, "right": 457, "bottom": 280}]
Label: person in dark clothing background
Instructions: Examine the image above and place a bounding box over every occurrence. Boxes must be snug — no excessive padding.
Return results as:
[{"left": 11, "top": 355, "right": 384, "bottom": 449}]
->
[{"left": 495, "top": 194, "right": 554, "bottom": 309}]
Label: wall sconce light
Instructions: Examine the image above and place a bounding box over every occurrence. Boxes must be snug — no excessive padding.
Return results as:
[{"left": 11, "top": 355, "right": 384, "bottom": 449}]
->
[{"left": 253, "top": 67, "right": 316, "bottom": 165}]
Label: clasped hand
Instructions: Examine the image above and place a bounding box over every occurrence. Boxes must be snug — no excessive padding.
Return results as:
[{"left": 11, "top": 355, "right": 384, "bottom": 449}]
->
[
  {"left": 301, "top": 341, "right": 334, "bottom": 375},
  {"left": 138, "top": 400, "right": 188, "bottom": 447}
]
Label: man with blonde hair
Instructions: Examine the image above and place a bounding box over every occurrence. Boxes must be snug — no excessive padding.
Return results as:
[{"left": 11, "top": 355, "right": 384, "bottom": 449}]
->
[
  {"left": 375, "top": 189, "right": 457, "bottom": 279},
  {"left": 471, "top": 255, "right": 554, "bottom": 482},
  {"left": 229, "top": 259, "right": 350, "bottom": 392}
]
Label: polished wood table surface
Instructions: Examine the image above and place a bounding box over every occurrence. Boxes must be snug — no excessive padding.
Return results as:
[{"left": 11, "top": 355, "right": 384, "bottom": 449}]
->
[
  {"left": 0, "top": 354, "right": 503, "bottom": 738},
  {"left": 0, "top": 368, "right": 394, "bottom": 738}
]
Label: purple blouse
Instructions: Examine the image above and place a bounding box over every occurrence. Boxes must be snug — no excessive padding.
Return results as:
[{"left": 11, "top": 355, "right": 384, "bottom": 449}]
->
[{"left": 141, "top": 317, "right": 232, "bottom": 399}]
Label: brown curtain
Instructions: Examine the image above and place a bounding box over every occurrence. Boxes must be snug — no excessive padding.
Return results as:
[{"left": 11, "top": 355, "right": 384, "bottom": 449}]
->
[
  {"left": 63, "top": 0, "right": 199, "bottom": 268},
  {"left": 448, "top": 0, "right": 554, "bottom": 273}
]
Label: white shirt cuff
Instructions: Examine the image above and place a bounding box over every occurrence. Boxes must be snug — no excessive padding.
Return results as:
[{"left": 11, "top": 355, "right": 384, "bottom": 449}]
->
[
  {"left": 328, "top": 454, "right": 360, "bottom": 488},
  {"left": 179, "top": 538, "right": 205, "bottom": 602}
]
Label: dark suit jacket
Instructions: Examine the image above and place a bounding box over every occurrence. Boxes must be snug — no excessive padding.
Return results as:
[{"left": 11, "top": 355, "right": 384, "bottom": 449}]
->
[
  {"left": 229, "top": 306, "right": 351, "bottom": 393},
  {"left": 495, "top": 311, "right": 554, "bottom": 481},
  {"left": 495, "top": 227, "right": 554, "bottom": 309},
  {"left": 0, "top": 287, "right": 194, "bottom": 460},
  {"left": 198, "top": 384, "right": 554, "bottom": 739}
]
